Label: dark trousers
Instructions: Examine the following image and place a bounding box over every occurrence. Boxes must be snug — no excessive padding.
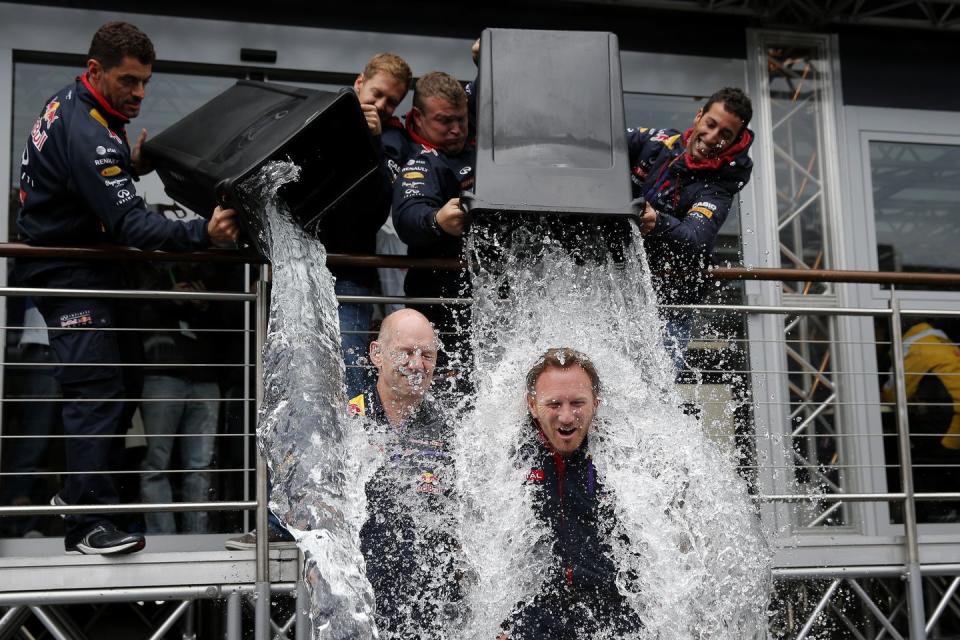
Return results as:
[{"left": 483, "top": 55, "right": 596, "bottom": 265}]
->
[{"left": 37, "top": 296, "right": 141, "bottom": 544}]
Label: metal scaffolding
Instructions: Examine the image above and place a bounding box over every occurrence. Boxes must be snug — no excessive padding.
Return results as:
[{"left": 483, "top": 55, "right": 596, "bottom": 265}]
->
[{"left": 573, "top": 0, "right": 960, "bottom": 31}]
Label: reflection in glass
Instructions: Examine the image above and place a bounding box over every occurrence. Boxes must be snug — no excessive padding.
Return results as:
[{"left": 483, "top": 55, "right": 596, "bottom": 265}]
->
[{"left": 871, "top": 141, "right": 960, "bottom": 287}]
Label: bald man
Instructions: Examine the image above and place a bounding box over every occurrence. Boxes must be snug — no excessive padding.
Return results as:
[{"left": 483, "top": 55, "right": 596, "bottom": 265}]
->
[{"left": 351, "top": 309, "right": 465, "bottom": 637}]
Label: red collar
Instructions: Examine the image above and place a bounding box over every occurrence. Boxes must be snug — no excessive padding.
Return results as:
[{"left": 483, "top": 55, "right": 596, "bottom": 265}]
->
[
  {"left": 405, "top": 114, "right": 437, "bottom": 151},
  {"left": 681, "top": 126, "right": 752, "bottom": 171},
  {"left": 80, "top": 73, "right": 130, "bottom": 125},
  {"left": 533, "top": 424, "right": 567, "bottom": 476},
  {"left": 383, "top": 115, "right": 403, "bottom": 131}
]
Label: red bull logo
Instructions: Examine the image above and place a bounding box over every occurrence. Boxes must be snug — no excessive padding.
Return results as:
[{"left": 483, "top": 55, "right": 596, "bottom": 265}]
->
[
  {"left": 416, "top": 471, "right": 439, "bottom": 494},
  {"left": 43, "top": 100, "right": 60, "bottom": 128}
]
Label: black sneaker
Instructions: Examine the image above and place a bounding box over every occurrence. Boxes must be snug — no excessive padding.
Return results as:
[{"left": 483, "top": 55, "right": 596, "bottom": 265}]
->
[{"left": 66, "top": 523, "right": 146, "bottom": 555}]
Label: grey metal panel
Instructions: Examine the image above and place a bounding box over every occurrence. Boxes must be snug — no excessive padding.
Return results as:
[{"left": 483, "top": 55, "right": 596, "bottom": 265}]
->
[{"left": 0, "top": 537, "right": 299, "bottom": 594}]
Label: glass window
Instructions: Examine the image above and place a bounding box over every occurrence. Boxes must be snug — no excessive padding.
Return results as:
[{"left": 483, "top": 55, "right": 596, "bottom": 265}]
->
[
  {"left": 871, "top": 140, "right": 960, "bottom": 287},
  {"left": 623, "top": 93, "right": 700, "bottom": 133}
]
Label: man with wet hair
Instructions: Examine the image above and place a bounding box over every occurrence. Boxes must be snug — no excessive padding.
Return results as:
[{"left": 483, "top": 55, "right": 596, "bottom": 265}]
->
[
  {"left": 15, "top": 21, "right": 239, "bottom": 555},
  {"left": 314, "top": 52, "right": 413, "bottom": 398},
  {"left": 391, "top": 71, "right": 475, "bottom": 347},
  {"left": 500, "top": 348, "right": 639, "bottom": 639},
  {"left": 628, "top": 87, "right": 754, "bottom": 367},
  {"left": 351, "top": 308, "right": 465, "bottom": 637}
]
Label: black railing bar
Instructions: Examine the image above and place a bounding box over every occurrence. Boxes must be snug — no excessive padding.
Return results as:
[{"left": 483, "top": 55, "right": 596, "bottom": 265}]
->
[
  {"left": 0, "top": 430, "right": 952, "bottom": 441},
  {"left": 0, "top": 500, "right": 255, "bottom": 517},
  {"left": 1, "top": 432, "right": 253, "bottom": 439},
  {"left": 690, "top": 338, "right": 896, "bottom": 346},
  {"left": 0, "top": 584, "right": 297, "bottom": 607},
  {"left": 0, "top": 243, "right": 263, "bottom": 264},
  {"left": 740, "top": 400, "right": 957, "bottom": 407},
  {"left": 661, "top": 303, "right": 893, "bottom": 317},
  {"left": 0, "top": 326, "right": 252, "bottom": 333},
  {"left": 734, "top": 464, "right": 916, "bottom": 469},
  {"left": 758, "top": 493, "right": 960, "bottom": 503},
  {"left": 338, "top": 295, "right": 471, "bottom": 306},
  {"left": 0, "top": 286, "right": 255, "bottom": 302},
  {"left": 2, "top": 468, "right": 253, "bottom": 477},
  {"left": 680, "top": 370, "right": 937, "bottom": 378},
  {"left": 0, "top": 397, "right": 253, "bottom": 403},
  {"left": 4, "top": 243, "right": 960, "bottom": 285},
  {"left": 1, "top": 362, "right": 250, "bottom": 368}
]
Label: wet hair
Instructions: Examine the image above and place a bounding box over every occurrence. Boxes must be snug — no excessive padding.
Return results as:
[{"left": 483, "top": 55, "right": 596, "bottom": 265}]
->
[
  {"left": 88, "top": 22, "right": 155, "bottom": 70},
  {"left": 526, "top": 347, "right": 601, "bottom": 397},
  {"left": 362, "top": 53, "right": 412, "bottom": 90},
  {"left": 413, "top": 71, "right": 466, "bottom": 112},
  {"left": 703, "top": 87, "right": 752, "bottom": 129}
]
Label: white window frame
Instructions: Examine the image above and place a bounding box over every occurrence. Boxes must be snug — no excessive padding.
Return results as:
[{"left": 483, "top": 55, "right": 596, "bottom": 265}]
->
[{"left": 842, "top": 105, "right": 960, "bottom": 544}]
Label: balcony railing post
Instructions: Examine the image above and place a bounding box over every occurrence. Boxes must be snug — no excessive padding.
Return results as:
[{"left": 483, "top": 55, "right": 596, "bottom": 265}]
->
[
  {"left": 889, "top": 286, "right": 928, "bottom": 639},
  {"left": 296, "top": 548, "right": 309, "bottom": 640},
  {"left": 254, "top": 264, "right": 271, "bottom": 640}
]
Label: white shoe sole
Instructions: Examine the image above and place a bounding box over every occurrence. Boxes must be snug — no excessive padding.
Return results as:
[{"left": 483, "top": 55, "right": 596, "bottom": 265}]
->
[{"left": 68, "top": 538, "right": 145, "bottom": 555}]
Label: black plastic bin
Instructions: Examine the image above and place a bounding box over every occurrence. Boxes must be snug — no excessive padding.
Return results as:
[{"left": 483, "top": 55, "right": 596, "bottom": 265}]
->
[
  {"left": 143, "top": 79, "right": 378, "bottom": 255},
  {"left": 464, "top": 28, "right": 638, "bottom": 221}
]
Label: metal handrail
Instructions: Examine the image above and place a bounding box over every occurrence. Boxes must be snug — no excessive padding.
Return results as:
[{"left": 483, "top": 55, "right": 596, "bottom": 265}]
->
[
  {"left": 3, "top": 242, "right": 960, "bottom": 638},
  {"left": 0, "top": 501, "right": 256, "bottom": 517},
  {"left": 3, "top": 242, "right": 960, "bottom": 286}
]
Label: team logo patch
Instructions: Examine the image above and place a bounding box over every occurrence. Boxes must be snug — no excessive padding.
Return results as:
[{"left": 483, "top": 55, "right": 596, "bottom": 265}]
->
[
  {"left": 689, "top": 204, "right": 715, "bottom": 219},
  {"left": 59, "top": 310, "right": 93, "bottom": 328},
  {"left": 348, "top": 394, "right": 366, "bottom": 416},
  {"left": 107, "top": 129, "right": 124, "bottom": 146},
  {"left": 100, "top": 165, "right": 122, "bottom": 177},
  {"left": 42, "top": 99, "right": 60, "bottom": 128},
  {"left": 96, "top": 146, "right": 107, "bottom": 155},
  {"left": 527, "top": 469, "right": 545, "bottom": 482},
  {"left": 115, "top": 188, "right": 134, "bottom": 206},
  {"left": 403, "top": 171, "right": 424, "bottom": 179},
  {"left": 30, "top": 119, "right": 48, "bottom": 152},
  {"left": 416, "top": 471, "right": 439, "bottom": 494}
]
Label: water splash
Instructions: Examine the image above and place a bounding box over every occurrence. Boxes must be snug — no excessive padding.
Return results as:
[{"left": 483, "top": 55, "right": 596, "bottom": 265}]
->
[
  {"left": 243, "top": 162, "right": 772, "bottom": 638},
  {"left": 240, "top": 161, "right": 380, "bottom": 639},
  {"left": 457, "top": 216, "right": 773, "bottom": 639}
]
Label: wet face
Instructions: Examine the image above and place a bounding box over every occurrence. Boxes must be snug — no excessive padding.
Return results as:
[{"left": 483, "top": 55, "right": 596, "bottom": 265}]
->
[
  {"left": 527, "top": 365, "right": 599, "bottom": 458},
  {"left": 87, "top": 55, "right": 151, "bottom": 119},
  {"left": 370, "top": 313, "right": 438, "bottom": 403},
  {"left": 354, "top": 71, "right": 407, "bottom": 121},
  {"left": 412, "top": 96, "right": 468, "bottom": 154},
  {"left": 686, "top": 101, "right": 744, "bottom": 162}
]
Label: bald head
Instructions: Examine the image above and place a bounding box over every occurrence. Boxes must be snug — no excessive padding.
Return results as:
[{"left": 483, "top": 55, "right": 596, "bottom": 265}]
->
[
  {"left": 370, "top": 309, "right": 438, "bottom": 403},
  {"left": 375, "top": 309, "right": 436, "bottom": 349}
]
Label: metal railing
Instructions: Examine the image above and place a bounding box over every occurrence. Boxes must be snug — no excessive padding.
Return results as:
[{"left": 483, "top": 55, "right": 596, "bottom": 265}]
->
[{"left": 0, "top": 242, "right": 959, "bottom": 638}]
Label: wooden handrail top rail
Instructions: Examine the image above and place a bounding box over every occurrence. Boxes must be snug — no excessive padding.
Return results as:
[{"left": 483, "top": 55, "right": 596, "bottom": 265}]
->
[{"left": 0, "top": 243, "right": 958, "bottom": 286}]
